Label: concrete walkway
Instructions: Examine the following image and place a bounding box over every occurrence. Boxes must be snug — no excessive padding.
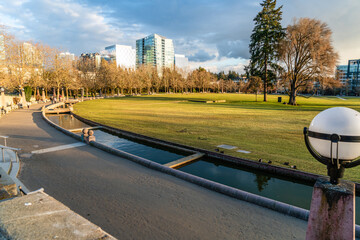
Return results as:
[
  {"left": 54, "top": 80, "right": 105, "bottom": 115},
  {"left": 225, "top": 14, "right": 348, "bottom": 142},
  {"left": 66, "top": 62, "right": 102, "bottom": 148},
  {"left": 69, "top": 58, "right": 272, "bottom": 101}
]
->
[{"left": 0, "top": 104, "right": 308, "bottom": 239}]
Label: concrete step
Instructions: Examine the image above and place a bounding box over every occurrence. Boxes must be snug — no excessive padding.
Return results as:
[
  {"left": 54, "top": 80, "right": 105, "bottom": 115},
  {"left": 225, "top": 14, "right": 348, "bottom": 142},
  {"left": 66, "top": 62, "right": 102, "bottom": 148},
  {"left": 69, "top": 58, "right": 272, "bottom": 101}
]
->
[
  {"left": 9, "top": 162, "right": 20, "bottom": 179},
  {"left": 0, "top": 149, "right": 28, "bottom": 194}
]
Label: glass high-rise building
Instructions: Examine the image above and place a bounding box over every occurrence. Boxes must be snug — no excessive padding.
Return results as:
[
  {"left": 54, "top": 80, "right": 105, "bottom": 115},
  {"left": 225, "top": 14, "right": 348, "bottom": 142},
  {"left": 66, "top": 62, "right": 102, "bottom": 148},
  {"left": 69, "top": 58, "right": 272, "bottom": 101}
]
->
[{"left": 136, "top": 34, "right": 174, "bottom": 70}]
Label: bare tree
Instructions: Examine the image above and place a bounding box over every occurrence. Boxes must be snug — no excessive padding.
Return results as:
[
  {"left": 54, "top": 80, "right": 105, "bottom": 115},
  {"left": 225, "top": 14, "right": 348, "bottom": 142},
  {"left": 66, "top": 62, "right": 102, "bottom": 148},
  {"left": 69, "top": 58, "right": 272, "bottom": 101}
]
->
[
  {"left": 247, "top": 76, "right": 263, "bottom": 101},
  {"left": 279, "top": 18, "right": 339, "bottom": 105}
]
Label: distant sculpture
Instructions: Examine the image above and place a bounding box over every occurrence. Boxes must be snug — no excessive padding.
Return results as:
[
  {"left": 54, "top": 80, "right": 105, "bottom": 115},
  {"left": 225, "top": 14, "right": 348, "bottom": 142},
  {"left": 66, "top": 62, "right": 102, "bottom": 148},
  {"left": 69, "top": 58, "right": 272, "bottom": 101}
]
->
[
  {"left": 81, "top": 128, "right": 89, "bottom": 142},
  {"left": 88, "top": 130, "right": 96, "bottom": 143}
]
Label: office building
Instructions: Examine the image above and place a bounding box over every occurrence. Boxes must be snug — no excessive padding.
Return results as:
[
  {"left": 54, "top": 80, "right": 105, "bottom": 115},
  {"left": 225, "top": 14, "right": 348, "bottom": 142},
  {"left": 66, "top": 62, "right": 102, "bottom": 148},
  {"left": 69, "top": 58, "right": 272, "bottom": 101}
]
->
[
  {"left": 136, "top": 34, "right": 174, "bottom": 69},
  {"left": 80, "top": 53, "right": 101, "bottom": 69},
  {"left": 336, "top": 59, "right": 360, "bottom": 94},
  {"left": 102, "top": 44, "right": 135, "bottom": 69},
  {"left": 175, "top": 54, "right": 189, "bottom": 70},
  {"left": 59, "top": 52, "right": 75, "bottom": 61}
]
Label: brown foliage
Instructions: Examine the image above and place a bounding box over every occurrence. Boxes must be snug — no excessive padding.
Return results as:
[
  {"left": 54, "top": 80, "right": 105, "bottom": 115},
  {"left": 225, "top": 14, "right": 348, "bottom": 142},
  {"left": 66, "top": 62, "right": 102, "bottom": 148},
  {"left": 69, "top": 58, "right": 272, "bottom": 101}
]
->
[{"left": 279, "top": 18, "right": 339, "bottom": 104}]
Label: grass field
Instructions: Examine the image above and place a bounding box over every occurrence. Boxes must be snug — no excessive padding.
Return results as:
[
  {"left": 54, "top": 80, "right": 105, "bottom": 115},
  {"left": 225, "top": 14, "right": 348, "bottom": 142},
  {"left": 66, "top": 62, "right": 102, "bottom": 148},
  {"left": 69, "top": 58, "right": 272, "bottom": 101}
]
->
[{"left": 73, "top": 93, "right": 360, "bottom": 182}]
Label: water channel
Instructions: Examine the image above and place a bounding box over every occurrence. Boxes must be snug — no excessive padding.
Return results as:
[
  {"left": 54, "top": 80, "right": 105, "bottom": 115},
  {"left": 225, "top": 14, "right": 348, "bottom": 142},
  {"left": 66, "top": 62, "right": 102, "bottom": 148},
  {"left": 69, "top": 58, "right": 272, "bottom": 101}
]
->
[{"left": 47, "top": 113, "right": 360, "bottom": 224}]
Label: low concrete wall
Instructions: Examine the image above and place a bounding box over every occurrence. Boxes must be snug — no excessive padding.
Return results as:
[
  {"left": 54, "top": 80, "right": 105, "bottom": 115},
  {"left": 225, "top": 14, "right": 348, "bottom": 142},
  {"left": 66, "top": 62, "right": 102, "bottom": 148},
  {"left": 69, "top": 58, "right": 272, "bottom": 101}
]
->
[
  {"left": 0, "top": 95, "right": 15, "bottom": 107},
  {"left": 0, "top": 190, "right": 116, "bottom": 239}
]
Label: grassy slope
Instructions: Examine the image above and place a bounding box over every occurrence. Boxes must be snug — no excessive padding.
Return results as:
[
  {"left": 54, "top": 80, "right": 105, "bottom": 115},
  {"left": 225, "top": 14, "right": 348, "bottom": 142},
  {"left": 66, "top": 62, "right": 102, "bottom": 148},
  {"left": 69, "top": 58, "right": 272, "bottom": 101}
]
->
[{"left": 73, "top": 94, "right": 360, "bottom": 182}]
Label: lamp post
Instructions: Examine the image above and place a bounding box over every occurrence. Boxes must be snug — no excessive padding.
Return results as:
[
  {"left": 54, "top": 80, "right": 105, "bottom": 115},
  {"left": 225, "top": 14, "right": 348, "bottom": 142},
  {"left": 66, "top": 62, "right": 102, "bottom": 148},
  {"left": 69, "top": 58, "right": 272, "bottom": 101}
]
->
[
  {"left": 304, "top": 107, "right": 360, "bottom": 240},
  {"left": 303, "top": 107, "right": 360, "bottom": 184}
]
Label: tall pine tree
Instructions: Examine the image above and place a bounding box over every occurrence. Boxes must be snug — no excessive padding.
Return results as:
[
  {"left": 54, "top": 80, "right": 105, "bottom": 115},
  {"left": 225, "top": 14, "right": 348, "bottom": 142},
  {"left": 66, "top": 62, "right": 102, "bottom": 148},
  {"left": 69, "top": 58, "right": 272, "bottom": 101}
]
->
[{"left": 248, "top": 0, "right": 284, "bottom": 102}]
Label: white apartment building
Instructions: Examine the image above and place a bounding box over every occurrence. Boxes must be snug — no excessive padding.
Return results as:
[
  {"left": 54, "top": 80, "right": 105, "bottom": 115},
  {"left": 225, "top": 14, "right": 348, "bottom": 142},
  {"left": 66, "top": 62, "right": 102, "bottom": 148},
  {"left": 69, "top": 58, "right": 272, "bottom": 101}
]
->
[{"left": 102, "top": 44, "right": 136, "bottom": 69}]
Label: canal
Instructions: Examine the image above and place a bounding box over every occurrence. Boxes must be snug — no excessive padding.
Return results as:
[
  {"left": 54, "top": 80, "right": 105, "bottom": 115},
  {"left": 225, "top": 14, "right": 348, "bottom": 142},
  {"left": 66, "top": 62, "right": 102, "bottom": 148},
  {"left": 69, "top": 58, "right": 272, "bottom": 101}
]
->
[{"left": 46, "top": 113, "right": 360, "bottom": 224}]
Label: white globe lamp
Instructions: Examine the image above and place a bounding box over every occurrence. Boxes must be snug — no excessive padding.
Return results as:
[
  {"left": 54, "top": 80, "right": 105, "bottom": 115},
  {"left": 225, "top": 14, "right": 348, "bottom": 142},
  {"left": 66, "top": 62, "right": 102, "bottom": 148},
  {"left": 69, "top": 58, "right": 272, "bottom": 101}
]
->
[{"left": 304, "top": 107, "right": 360, "bottom": 184}]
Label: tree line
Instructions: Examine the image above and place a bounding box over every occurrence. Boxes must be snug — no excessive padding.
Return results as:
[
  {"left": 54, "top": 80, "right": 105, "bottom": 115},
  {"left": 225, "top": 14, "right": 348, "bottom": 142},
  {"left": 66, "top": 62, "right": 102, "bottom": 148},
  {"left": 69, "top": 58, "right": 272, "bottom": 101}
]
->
[{"left": 0, "top": 28, "right": 262, "bottom": 100}]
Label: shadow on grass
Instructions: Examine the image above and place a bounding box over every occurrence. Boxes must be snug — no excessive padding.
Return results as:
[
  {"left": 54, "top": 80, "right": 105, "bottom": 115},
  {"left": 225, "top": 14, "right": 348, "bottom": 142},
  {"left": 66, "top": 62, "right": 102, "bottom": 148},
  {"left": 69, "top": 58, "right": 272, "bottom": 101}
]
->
[{"left": 86, "top": 95, "right": 360, "bottom": 113}]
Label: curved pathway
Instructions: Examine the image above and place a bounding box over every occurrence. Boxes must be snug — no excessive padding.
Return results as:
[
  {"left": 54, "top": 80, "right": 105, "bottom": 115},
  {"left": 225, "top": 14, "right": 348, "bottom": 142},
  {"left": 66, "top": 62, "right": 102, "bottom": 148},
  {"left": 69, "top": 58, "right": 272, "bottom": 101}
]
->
[{"left": 0, "top": 104, "right": 307, "bottom": 239}]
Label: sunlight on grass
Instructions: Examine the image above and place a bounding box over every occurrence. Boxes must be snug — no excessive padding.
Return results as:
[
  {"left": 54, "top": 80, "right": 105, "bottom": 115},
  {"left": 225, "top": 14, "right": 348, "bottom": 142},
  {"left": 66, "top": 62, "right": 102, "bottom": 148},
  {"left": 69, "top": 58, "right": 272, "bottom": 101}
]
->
[{"left": 74, "top": 93, "right": 360, "bottom": 182}]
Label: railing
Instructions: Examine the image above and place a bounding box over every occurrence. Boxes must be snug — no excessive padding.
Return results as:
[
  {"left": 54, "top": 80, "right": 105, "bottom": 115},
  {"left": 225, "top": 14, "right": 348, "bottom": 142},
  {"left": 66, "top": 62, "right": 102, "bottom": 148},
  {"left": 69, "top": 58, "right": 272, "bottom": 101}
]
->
[
  {"left": 0, "top": 135, "right": 8, "bottom": 146},
  {"left": 0, "top": 144, "right": 21, "bottom": 163}
]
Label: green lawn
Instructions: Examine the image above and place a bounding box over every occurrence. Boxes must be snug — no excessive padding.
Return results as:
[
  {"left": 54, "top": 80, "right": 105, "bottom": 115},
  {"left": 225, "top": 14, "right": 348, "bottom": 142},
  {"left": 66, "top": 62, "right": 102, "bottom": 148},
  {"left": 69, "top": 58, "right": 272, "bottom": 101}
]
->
[{"left": 73, "top": 93, "right": 360, "bottom": 182}]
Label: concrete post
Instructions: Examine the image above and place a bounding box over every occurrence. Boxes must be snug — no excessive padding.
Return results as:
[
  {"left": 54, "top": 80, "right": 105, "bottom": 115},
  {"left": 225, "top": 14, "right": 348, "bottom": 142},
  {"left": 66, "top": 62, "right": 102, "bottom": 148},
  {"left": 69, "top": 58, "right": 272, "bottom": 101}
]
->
[
  {"left": 306, "top": 177, "right": 355, "bottom": 240},
  {"left": 42, "top": 88, "right": 46, "bottom": 102},
  {"left": 21, "top": 89, "right": 26, "bottom": 105},
  {"left": 0, "top": 88, "right": 5, "bottom": 108}
]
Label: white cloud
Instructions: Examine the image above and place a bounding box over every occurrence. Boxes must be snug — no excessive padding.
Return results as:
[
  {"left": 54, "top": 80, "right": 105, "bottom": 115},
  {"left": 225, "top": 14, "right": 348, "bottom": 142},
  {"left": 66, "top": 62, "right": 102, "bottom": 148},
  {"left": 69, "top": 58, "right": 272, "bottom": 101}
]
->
[
  {"left": 0, "top": 0, "right": 142, "bottom": 54},
  {"left": 189, "top": 57, "right": 249, "bottom": 74}
]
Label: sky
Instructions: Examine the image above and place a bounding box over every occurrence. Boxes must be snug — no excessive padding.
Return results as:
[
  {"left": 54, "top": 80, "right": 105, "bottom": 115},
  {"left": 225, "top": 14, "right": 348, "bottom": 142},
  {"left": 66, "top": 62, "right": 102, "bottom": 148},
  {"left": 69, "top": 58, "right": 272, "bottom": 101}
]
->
[{"left": 0, "top": 0, "right": 359, "bottom": 73}]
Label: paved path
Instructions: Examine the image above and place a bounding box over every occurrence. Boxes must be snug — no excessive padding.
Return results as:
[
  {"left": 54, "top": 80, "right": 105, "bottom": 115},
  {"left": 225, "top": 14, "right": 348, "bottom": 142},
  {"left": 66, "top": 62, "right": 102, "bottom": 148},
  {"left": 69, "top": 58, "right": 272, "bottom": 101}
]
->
[{"left": 0, "top": 104, "right": 308, "bottom": 239}]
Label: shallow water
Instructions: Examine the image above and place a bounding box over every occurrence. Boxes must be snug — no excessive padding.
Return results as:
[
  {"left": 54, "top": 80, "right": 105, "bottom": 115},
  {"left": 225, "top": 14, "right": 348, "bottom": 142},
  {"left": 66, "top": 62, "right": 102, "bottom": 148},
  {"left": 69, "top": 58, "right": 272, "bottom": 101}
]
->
[
  {"left": 91, "top": 129, "right": 185, "bottom": 164},
  {"left": 47, "top": 114, "right": 185, "bottom": 164},
  {"left": 47, "top": 114, "right": 90, "bottom": 129}
]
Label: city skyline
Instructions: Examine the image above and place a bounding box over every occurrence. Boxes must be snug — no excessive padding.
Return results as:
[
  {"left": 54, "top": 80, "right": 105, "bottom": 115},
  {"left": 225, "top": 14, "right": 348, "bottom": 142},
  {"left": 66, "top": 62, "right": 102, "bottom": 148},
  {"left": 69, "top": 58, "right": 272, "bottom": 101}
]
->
[{"left": 1, "top": 0, "right": 360, "bottom": 73}]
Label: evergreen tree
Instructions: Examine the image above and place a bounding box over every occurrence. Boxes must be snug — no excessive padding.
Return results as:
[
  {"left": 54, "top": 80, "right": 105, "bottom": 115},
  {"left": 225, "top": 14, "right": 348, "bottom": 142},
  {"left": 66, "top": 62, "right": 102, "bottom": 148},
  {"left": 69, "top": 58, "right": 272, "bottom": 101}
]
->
[{"left": 248, "top": 0, "right": 285, "bottom": 101}]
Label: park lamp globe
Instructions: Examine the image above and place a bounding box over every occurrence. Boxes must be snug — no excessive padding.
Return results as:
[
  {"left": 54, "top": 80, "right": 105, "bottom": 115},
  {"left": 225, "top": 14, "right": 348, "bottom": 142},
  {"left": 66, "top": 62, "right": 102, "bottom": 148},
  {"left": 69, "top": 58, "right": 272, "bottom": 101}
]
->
[{"left": 304, "top": 107, "right": 360, "bottom": 184}]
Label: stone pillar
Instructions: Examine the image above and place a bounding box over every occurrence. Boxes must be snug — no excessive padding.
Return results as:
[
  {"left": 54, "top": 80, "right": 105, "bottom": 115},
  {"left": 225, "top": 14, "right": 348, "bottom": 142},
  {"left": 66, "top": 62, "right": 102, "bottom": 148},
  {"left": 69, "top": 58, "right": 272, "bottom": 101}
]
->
[
  {"left": 21, "top": 88, "right": 26, "bottom": 104},
  {"left": 306, "top": 177, "right": 355, "bottom": 240},
  {"left": 0, "top": 88, "right": 5, "bottom": 108},
  {"left": 42, "top": 88, "right": 46, "bottom": 102}
]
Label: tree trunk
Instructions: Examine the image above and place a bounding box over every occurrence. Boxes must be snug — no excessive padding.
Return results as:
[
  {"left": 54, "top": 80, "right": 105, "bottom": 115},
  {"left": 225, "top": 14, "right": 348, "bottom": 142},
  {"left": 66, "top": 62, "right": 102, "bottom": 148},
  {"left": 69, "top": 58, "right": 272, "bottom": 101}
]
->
[
  {"left": 263, "top": 56, "right": 268, "bottom": 102},
  {"left": 288, "top": 83, "right": 297, "bottom": 105}
]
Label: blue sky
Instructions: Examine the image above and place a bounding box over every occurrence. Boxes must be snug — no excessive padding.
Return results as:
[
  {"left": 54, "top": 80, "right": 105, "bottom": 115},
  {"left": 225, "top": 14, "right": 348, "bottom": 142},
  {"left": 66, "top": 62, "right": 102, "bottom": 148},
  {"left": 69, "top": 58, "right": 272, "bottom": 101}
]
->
[{"left": 0, "top": 0, "right": 359, "bottom": 73}]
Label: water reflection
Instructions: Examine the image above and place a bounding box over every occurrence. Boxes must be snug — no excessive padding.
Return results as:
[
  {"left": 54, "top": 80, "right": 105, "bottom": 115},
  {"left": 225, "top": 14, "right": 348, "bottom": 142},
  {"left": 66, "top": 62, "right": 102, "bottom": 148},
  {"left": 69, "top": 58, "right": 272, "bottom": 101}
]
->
[
  {"left": 255, "top": 175, "right": 271, "bottom": 192},
  {"left": 47, "top": 114, "right": 90, "bottom": 129},
  {"left": 92, "top": 129, "right": 185, "bottom": 164},
  {"left": 180, "top": 159, "right": 313, "bottom": 209}
]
